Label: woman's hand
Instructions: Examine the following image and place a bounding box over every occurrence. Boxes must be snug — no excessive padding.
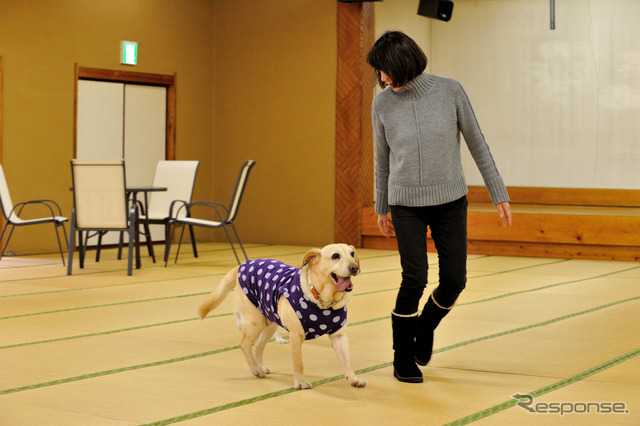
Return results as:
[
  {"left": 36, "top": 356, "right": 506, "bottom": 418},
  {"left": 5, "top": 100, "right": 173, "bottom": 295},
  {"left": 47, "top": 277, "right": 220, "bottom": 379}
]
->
[
  {"left": 497, "top": 202, "right": 512, "bottom": 227},
  {"left": 377, "top": 213, "right": 394, "bottom": 238}
]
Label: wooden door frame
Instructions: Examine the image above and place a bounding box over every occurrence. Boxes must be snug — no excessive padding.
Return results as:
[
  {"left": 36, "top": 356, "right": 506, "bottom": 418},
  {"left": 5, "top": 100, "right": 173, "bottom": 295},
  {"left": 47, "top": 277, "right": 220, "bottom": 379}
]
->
[
  {"left": 335, "top": 3, "right": 375, "bottom": 247},
  {"left": 74, "top": 65, "right": 177, "bottom": 160}
]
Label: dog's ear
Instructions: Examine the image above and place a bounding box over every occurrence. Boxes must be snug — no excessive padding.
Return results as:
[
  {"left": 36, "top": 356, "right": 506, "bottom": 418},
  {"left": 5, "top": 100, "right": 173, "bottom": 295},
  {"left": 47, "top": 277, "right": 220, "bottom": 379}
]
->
[
  {"left": 349, "top": 245, "right": 361, "bottom": 272},
  {"left": 301, "top": 248, "right": 322, "bottom": 268}
]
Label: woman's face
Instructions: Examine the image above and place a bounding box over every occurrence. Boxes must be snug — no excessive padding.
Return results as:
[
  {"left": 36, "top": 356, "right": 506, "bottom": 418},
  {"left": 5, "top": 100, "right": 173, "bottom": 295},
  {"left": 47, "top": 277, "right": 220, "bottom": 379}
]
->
[{"left": 380, "top": 71, "right": 402, "bottom": 91}]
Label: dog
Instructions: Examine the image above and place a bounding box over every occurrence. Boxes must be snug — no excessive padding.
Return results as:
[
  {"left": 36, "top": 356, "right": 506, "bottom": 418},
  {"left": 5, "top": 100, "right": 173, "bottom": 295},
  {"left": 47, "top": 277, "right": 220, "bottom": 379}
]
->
[
  {"left": 198, "top": 244, "right": 367, "bottom": 389},
  {"left": 234, "top": 309, "right": 289, "bottom": 343}
]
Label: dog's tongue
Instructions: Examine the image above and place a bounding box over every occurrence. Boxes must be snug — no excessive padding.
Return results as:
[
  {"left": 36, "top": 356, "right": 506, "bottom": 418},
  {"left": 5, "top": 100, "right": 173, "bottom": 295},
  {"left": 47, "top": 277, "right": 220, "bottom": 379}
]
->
[{"left": 335, "top": 276, "right": 351, "bottom": 292}]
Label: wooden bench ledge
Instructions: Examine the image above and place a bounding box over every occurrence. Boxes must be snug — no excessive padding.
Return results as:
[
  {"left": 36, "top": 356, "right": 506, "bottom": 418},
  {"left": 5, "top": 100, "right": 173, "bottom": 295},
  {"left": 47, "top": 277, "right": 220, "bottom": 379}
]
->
[
  {"left": 469, "top": 202, "right": 640, "bottom": 217},
  {"left": 360, "top": 186, "right": 640, "bottom": 261}
]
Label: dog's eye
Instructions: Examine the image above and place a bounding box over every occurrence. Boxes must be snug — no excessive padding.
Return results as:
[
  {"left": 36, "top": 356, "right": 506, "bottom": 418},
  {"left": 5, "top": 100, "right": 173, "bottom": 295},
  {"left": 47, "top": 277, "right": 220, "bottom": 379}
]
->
[
  {"left": 350, "top": 251, "right": 355, "bottom": 257},
  {"left": 332, "top": 253, "right": 340, "bottom": 260}
]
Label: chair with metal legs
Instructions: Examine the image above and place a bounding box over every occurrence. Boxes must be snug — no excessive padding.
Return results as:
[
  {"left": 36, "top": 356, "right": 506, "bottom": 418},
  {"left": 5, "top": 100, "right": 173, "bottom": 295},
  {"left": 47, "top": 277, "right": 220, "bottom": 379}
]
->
[
  {"left": 0, "top": 163, "right": 68, "bottom": 264},
  {"left": 67, "top": 159, "right": 137, "bottom": 276},
  {"left": 165, "top": 160, "right": 255, "bottom": 265}
]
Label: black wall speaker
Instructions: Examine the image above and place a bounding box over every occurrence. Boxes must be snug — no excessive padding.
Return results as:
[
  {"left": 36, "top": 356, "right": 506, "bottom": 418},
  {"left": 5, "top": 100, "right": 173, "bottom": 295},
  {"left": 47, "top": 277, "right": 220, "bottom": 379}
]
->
[{"left": 417, "top": 0, "right": 454, "bottom": 22}]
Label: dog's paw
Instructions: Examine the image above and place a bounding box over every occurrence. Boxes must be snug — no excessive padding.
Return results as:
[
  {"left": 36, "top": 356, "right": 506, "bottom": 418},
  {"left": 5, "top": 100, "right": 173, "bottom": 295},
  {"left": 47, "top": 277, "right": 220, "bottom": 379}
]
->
[
  {"left": 348, "top": 376, "right": 367, "bottom": 388},
  {"left": 250, "top": 367, "right": 267, "bottom": 378},
  {"left": 294, "top": 376, "right": 313, "bottom": 390}
]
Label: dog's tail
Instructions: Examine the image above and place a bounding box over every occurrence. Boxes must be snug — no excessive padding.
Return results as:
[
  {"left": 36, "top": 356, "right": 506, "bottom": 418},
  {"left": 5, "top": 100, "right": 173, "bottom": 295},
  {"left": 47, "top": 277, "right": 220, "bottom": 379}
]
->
[{"left": 198, "top": 267, "right": 238, "bottom": 319}]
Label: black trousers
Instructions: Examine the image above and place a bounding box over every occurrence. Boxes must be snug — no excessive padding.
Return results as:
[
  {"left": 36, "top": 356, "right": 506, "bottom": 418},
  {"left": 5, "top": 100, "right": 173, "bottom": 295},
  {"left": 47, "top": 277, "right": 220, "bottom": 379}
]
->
[{"left": 390, "top": 196, "right": 468, "bottom": 315}]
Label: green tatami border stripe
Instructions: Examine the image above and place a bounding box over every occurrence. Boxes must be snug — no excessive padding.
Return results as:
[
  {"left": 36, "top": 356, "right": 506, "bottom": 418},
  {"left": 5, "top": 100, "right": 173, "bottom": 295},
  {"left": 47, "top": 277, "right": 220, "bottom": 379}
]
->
[
  {"left": 0, "top": 247, "right": 402, "bottom": 297},
  {"left": 0, "top": 343, "right": 240, "bottom": 396},
  {"left": 0, "top": 254, "right": 405, "bottom": 320},
  {"left": 1, "top": 260, "right": 636, "bottom": 349},
  {"left": 0, "top": 272, "right": 217, "bottom": 299},
  {"left": 0, "top": 244, "right": 295, "bottom": 287},
  {"left": 0, "top": 246, "right": 245, "bottom": 273},
  {"left": 459, "top": 263, "right": 640, "bottom": 306},
  {"left": 0, "top": 257, "right": 577, "bottom": 321},
  {"left": 0, "top": 243, "right": 312, "bottom": 284},
  {"left": 2, "top": 291, "right": 637, "bottom": 409},
  {"left": 0, "top": 260, "right": 62, "bottom": 270},
  {"left": 445, "top": 347, "right": 640, "bottom": 426},
  {"left": 0, "top": 317, "right": 200, "bottom": 350},
  {"left": 140, "top": 295, "right": 640, "bottom": 425},
  {"left": 0, "top": 244, "right": 405, "bottom": 274},
  {"left": 0, "top": 252, "right": 542, "bottom": 298},
  {"left": 0, "top": 291, "right": 211, "bottom": 321}
]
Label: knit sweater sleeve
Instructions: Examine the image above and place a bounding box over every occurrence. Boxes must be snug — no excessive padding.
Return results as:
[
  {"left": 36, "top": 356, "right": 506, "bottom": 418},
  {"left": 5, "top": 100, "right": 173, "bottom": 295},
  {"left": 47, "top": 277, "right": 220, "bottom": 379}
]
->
[
  {"left": 455, "top": 83, "right": 510, "bottom": 205},
  {"left": 372, "top": 102, "right": 391, "bottom": 214}
]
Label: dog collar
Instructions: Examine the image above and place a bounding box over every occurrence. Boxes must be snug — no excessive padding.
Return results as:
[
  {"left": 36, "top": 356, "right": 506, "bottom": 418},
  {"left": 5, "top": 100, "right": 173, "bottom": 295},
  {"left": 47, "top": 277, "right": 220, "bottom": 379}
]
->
[
  {"left": 306, "top": 267, "right": 332, "bottom": 309},
  {"left": 311, "top": 287, "right": 321, "bottom": 300},
  {"left": 306, "top": 268, "right": 321, "bottom": 300}
]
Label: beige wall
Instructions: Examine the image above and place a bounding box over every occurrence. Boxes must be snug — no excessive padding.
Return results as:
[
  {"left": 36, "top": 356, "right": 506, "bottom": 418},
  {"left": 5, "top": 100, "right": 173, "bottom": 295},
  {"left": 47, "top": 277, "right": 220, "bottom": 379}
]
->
[
  {"left": 1, "top": 0, "right": 338, "bottom": 255},
  {"left": 211, "top": 0, "right": 337, "bottom": 247}
]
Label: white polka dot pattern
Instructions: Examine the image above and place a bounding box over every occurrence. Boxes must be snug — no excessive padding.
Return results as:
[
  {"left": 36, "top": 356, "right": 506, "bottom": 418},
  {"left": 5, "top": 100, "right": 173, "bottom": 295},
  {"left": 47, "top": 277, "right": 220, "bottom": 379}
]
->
[{"left": 237, "top": 259, "right": 348, "bottom": 340}]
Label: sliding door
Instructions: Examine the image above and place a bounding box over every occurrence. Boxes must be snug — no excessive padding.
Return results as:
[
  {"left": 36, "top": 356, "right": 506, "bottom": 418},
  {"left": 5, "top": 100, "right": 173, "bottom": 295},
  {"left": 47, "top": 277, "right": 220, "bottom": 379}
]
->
[
  {"left": 76, "top": 80, "right": 167, "bottom": 245},
  {"left": 77, "top": 80, "right": 125, "bottom": 159},
  {"left": 123, "top": 84, "right": 166, "bottom": 186}
]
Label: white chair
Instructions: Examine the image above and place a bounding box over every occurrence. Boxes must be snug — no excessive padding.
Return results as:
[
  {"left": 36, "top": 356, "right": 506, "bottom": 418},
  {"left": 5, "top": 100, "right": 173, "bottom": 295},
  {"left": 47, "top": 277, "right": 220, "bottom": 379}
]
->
[
  {"left": 142, "top": 160, "right": 200, "bottom": 262},
  {"left": 0, "top": 163, "right": 68, "bottom": 264},
  {"left": 113, "top": 160, "right": 200, "bottom": 263},
  {"left": 67, "top": 159, "right": 137, "bottom": 275},
  {"left": 166, "top": 160, "right": 255, "bottom": 265}
]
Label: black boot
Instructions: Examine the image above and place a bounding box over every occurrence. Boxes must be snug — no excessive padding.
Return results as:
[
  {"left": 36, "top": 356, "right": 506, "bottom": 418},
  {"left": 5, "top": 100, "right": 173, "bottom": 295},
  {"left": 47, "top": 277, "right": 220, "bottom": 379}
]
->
[
  {"left": 415, "top": 294, "right": 452, "bottom": 366},
  {"left": 391, "top": 312, "right": 423, "bottom": 383}
]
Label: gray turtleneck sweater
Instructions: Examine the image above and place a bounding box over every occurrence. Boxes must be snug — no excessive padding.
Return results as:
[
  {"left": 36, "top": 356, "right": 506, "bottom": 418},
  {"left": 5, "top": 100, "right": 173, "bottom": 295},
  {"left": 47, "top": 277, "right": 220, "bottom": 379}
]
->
[{"left": 372, "top": 72, "right": 509, "bottom": 215}]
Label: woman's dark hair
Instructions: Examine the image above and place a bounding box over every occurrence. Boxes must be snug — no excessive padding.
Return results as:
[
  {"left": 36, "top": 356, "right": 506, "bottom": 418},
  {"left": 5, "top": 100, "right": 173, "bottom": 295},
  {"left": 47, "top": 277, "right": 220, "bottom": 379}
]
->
[{"left": 366, "top": 31, "right": 428, "bottom": 89}]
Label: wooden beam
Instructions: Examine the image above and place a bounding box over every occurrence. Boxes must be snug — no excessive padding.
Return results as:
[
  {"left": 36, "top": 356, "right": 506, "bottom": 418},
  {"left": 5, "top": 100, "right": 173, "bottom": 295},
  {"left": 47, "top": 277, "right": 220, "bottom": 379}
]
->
[
  {"left": 77, "top": 66, "right": 175, "bottom": 86},
  {"left": 335, "top": 2, "right": 375, "bottom": 246}
]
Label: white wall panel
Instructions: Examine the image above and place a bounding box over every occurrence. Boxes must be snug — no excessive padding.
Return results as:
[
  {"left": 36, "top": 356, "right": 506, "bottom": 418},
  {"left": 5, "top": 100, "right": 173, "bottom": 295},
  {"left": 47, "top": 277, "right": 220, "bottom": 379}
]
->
[
  {"left": 124, "top": 84, "right": 167, "bottom": 241},
  {"left": 123, "top": 85, "right": 166, "bottom": 186},
  {"left": 77, "top": 80, "right": 124, "bottom": 159},
  {"left": 376, "top": 0, "right": 640, "bottom": 190}
]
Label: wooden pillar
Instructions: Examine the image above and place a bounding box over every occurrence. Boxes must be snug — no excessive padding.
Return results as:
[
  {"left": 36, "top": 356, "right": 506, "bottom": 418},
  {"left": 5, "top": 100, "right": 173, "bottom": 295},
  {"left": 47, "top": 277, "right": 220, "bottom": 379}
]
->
[
  {"left": 0, "top": 56, "right": 3, "bottom": 164},
  {"left": 335, "top": 2, "right": 375, "bottom": 246}
]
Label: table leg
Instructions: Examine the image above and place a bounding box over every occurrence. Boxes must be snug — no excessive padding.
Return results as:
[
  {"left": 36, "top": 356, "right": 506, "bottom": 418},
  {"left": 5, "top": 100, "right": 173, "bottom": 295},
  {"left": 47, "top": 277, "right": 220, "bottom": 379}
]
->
[
  {"left": 130, "top": 193, "right": 142, "bottom": 270},
  {"left": 142, "top": 192, "right": 156, "bottom": 263}
]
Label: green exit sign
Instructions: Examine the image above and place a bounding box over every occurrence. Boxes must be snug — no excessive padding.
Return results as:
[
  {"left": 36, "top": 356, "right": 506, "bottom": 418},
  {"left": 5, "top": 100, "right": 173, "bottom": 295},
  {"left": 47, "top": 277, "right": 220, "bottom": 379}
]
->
[{"left": 120, "top": 41, "right": 138, "bottom": 65}]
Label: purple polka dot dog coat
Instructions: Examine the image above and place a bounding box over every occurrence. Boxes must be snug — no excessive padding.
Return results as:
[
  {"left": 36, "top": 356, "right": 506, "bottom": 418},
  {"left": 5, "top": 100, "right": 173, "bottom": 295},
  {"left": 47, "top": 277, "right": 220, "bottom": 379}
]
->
[{"left": 237, "top": 259, "right": 348, "bottom": 340}]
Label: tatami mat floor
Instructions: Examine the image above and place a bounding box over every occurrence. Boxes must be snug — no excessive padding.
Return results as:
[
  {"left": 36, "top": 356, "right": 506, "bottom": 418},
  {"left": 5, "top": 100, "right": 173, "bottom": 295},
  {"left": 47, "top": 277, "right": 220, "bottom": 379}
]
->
[{"left": 0, "top": 243, "right": 638, "bottom": 425}]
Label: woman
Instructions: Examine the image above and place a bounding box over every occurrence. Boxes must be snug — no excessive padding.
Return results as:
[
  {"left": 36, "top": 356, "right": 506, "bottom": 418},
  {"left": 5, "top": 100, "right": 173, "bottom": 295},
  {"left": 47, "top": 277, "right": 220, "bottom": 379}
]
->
[{"left": 367, "top": 31, "right": 511, "bottom": 383}]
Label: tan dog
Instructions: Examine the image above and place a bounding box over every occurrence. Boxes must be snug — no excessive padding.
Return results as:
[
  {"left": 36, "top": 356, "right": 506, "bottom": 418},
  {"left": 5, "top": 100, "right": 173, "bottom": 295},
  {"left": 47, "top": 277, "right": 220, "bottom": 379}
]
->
[{"left": 198, "top": 244, "right": 367, "bottom": 389}]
